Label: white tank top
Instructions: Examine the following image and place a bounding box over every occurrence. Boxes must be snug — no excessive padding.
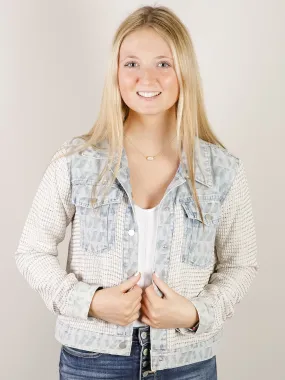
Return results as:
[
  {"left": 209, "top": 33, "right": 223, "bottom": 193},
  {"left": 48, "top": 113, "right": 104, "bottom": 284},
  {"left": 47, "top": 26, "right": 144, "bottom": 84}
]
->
[{"left": 132, "top": 203, "right": 159, "bottom": 327}]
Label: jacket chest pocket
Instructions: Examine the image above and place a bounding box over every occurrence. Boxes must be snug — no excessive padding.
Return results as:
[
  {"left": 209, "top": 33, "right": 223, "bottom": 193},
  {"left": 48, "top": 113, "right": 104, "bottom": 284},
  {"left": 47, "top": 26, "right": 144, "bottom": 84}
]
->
[
  {"left": 72, "top": 181, "right": 123, "bottom": 254},
  {"left": 180, "top": 197, "right": 221, "bottom": 268}
]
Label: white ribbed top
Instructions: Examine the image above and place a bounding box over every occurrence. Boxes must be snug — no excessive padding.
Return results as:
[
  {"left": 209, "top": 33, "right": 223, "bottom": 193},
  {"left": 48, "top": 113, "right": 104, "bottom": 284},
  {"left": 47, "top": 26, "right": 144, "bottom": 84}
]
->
[{"left": 132, "top": 203, "right": 160, "bottom": 327}]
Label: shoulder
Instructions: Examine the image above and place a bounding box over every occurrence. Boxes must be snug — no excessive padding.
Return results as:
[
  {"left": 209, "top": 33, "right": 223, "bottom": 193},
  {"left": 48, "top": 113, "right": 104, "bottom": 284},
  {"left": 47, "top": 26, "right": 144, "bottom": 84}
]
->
[
  {"left": 53, "top": 136, "right": 87, "bottom": 158},
  {"left": 198, "top": 138, "right": 244, "bottom": 201},
  {"left": 199, "top": 138, "right": 241, "bottom": 172},
  {"left": 199, "top": 138, "right": 240, "bottom": 164}
]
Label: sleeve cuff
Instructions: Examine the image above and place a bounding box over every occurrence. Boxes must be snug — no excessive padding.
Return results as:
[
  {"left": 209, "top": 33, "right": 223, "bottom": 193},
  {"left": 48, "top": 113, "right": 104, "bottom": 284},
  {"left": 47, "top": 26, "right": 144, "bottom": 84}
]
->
[
  {"left": 175, "top": 297, "right": 215, "bottom": 335},
  {"left": 188, "top": 320, "right": 200, "bottom": 332},
  {"left": 65, "top": 282, "right": 103, "bottom": 320}
]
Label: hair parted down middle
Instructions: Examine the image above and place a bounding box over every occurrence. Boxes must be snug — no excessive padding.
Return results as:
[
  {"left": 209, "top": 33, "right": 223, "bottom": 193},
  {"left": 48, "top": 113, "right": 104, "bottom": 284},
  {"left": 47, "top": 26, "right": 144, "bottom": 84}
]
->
[{"left": 56, "top": 5, "right": 226, "bottom": 226}]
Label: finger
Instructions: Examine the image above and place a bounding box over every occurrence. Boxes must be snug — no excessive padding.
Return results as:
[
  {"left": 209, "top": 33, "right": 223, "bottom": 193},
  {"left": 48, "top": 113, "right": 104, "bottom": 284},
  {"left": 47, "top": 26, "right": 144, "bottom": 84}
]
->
[
  {"left": 131, "top": 302, "right": 141, "bottom": 315},
  {"left": 152, "top": 273, "right": 170, "bottom": 298},
  {"left": 140, "top": 315, "right": 152, "bottom": 327},
  {"left": 128, "top": 312, "right": 141, "bottom": 324},
  {"left": 125, "top": 286, "right": 142, "bottom": 302},
  {"left": 141, "top": 293, "right": 152, "bottom": 310},
  {"left": 132, "top": 296, "right": 142, "bottom": 312},
  {"left": 143, "top": 284, "right": 157, "bottom": 305},
  {"left": 140, "top": 302, "right": 151, "bottom": 321}
]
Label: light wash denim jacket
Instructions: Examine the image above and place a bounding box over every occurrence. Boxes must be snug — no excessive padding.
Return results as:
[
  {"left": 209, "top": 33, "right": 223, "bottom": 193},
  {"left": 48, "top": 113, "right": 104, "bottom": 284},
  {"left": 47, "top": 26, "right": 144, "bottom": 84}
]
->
[{"left": 15, "top": 136, "right": 258, "bottom": 371}]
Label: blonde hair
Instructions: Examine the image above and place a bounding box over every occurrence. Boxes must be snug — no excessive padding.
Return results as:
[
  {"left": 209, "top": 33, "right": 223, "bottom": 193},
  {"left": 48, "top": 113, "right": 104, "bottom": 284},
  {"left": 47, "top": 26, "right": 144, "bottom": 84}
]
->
[{"left": 59, "top": 5, "right": 226, "bottom": 225}]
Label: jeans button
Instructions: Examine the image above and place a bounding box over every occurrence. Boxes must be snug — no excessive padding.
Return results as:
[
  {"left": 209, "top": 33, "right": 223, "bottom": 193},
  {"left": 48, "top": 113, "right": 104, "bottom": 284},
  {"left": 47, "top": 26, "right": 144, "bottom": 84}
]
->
[
  {"left": 143, "top": 371, "right": 149, "bottom": 377},
  {"left": 143, "top": 348, "right": 148, "bottom": 356},
  {"left": 141, "top": 331, "right": 147, "bottom": 339},
  {"left": 142, "top": 361, "right": 148, "bottom": 367}
]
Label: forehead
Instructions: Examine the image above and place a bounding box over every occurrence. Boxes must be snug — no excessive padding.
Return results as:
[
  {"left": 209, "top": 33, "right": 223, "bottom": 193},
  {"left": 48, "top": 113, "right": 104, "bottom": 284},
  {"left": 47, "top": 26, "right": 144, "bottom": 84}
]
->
[{"left": 119, "top": 28, "right": 172, "bottom": 58}]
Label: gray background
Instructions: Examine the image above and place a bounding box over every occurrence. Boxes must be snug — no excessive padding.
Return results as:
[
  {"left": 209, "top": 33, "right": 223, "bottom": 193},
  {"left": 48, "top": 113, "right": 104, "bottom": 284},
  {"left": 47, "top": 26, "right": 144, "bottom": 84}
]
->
[{"left": 2, "top": 1, "right": 284, "bottom": 379}]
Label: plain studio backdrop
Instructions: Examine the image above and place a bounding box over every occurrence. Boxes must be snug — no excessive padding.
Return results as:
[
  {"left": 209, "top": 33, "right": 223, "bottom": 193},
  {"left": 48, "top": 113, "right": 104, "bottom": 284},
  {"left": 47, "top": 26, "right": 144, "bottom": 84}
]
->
[{"left": 1, "top": 1, "right": 284, "bottom": 379}]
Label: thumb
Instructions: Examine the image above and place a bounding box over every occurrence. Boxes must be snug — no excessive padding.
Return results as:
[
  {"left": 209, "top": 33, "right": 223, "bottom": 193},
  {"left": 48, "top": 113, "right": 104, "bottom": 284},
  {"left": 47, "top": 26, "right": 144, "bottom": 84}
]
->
[
  {"left": 152, "top": 272, "right": 173, "bottom": 299},
  {"left": 119, "top": 271, "right": 141, "bottom": 293}
]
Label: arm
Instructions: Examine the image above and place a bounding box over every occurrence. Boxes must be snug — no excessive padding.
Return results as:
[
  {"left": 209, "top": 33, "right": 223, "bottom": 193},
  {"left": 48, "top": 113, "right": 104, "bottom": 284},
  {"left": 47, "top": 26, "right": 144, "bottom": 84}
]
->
[
  {"left": 178, "top": 158, "right": 258, "bottom": 335},
  {"left": 15, "top": 140, "right": 102, "bottom": 320},
  {"left": 88, "top": 287, "right": 103, "bottom": 317}
]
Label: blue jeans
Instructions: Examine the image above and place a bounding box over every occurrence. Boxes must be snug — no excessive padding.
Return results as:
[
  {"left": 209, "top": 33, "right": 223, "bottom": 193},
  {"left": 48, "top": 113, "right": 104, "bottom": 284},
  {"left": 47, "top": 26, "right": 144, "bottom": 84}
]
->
[{"left": 59, "top": 325, "right": 217, "bottom": 379}]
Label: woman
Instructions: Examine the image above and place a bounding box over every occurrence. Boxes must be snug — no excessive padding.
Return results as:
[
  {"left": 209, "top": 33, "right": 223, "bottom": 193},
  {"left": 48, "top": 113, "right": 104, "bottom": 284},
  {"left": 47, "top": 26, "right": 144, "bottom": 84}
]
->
[{"left": 15, "top": 5, "right": 258, "bottom": 379}]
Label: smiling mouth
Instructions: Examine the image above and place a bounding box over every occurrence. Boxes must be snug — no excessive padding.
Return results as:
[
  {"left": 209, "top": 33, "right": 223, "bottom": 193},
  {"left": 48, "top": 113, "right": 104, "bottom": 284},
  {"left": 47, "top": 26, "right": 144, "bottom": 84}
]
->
[{"left": 136, "top": 92, "right": 162, "bottom": 98}]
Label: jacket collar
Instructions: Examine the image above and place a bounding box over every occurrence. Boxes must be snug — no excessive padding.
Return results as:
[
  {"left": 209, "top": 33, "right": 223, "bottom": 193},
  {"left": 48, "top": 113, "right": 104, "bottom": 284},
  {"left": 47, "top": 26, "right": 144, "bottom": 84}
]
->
[{"left": 81, "top": 137, "right": 213, "bottom": 196}]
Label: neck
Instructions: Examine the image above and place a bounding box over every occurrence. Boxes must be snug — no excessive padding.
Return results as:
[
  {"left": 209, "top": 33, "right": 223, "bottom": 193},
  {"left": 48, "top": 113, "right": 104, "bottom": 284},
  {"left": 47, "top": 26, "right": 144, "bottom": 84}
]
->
[{"left": 123, "top": 108, "right": 177, "bottom": 150}]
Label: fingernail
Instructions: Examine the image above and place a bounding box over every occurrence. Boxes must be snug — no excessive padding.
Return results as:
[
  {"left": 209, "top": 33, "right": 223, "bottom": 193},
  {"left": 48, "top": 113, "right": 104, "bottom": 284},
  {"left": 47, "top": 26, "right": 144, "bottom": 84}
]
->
[
  {"left": 134, "top": 271, "right": 140, "bottom": 276},
  {"left": 154, "top": 271, "right": 159, "bottom": 277}
]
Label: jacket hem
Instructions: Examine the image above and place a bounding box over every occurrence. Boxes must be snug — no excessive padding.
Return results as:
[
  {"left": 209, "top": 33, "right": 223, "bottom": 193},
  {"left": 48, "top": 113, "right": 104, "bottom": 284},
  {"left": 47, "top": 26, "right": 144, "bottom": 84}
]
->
[
  {"left": 150, "top": 328, "right": 223, "bottom": 371},
  {"left": 55, "top": 318, "right": 133, "bottom": 356},
  {"left": 55, "top": 317, "right": 223, "bottom": 371}
]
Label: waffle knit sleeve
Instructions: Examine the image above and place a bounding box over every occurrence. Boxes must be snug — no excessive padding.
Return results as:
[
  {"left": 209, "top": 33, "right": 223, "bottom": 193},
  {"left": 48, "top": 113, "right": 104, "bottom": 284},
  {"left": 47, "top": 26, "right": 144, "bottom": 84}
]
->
[
  {"left": 15, "top": 140, "right": 102, "bottom": 320},
  {"left": 179, "top": 158, "right": 259, "bottom": 335}
]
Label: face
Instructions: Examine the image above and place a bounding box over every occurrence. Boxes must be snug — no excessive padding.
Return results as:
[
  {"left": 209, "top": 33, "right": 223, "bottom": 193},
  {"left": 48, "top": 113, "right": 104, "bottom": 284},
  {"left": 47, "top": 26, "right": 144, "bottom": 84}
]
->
[{"left": 118, "top": 27, "right": 179, "bottom": 116}]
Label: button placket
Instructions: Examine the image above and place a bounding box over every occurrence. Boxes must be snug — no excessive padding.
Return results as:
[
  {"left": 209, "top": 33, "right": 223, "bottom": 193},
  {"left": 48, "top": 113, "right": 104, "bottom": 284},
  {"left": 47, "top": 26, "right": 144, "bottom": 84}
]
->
[{"left": 138, "top": 327, "right": 156, "bottom": 378}]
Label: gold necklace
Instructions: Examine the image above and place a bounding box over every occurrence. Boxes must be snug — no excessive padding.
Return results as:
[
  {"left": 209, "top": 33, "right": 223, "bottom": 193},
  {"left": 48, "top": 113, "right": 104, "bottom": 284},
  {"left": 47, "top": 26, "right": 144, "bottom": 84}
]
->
[{"left": 123, "top": 132, "right": 177, "bottom": 161}]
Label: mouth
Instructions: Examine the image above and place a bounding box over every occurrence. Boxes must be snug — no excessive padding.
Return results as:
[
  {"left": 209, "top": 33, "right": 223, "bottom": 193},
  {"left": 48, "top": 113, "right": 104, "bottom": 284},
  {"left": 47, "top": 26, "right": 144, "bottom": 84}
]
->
[{"left": 136, "top": 91, "right": 162, "bottom": 99}]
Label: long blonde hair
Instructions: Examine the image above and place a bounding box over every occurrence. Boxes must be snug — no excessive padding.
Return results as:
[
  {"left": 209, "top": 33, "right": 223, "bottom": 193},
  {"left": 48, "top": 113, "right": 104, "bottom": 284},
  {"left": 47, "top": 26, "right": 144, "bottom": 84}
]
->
[{"left": 58, "top": 5, "right": 226, "bottom": 225}]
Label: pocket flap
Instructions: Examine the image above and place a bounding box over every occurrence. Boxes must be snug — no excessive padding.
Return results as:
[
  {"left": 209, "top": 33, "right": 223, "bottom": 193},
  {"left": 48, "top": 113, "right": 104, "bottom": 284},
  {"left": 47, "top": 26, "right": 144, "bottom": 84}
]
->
[
  {"left": 180, "top": 198, "right": 221, "bottom": 226},
  {"left": 72, "top": 183, "right": 123, "bottom": 208}
]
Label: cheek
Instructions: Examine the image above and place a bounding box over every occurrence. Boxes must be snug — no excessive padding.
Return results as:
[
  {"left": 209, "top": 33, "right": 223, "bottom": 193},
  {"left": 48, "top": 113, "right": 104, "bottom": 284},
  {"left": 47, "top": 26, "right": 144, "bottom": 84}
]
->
[
  {"left": 163, "top": 75, "right": 179, "bottom": 102},
  {"left": 118, "top": 72, "right": 136, "bottom": 102},
  {"left": 162, "top": 74, "right": 179, "bottom": 92},
  {"left": 118, "top": 70, "right": 135, "bottom": 90}
]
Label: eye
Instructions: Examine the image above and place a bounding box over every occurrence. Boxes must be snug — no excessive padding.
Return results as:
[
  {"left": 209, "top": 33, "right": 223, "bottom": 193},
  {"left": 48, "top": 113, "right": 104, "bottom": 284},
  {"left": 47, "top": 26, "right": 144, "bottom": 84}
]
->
[
  {"left": 158, "top": 61, "right": 171, "bottom": 68},
  {"left": 124, "top": 61, "right": 138, "bottom": 68},
  {"left": 123, "top": 61, "right": 171, "bottom": 69}
]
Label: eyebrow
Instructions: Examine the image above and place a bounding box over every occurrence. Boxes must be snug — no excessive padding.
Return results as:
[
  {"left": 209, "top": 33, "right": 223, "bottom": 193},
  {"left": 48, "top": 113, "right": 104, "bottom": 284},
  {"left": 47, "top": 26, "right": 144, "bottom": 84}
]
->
[{"left": 120, "top": 55, "right": 173, "bottom": 62}]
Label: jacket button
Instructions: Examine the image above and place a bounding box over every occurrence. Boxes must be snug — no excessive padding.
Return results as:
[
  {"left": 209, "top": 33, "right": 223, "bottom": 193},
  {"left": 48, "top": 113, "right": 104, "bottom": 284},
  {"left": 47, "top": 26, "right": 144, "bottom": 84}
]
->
[
  {"left": 205, "top": 214, "right": 213, "bottom": 221},
  {"left": 128, "top": 229, "right": 135, "bottom": 236},
  {"left": 127, "top": 268, "right": 136, "bottom": 277},
  {"left": 119, "top": 342, "right": 127, "bottom": 349},
  {"left": 159, "top": 356, "right": 163, "bottom": 361}
]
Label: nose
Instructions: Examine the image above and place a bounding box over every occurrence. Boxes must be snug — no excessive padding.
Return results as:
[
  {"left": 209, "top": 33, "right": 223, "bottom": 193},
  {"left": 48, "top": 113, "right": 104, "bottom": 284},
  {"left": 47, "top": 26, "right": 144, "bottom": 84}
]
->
[{"left": 139, "top": 66, "right": 156, "bottom": 81}]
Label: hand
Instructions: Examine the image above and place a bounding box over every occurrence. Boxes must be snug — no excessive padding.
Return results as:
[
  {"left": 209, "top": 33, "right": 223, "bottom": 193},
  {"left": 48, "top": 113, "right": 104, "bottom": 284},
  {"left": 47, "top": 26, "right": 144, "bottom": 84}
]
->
[
  {"left": 139, "top": 273, "right": 199, "bottom": 329},
  {"left": 89, "top": 273, "right": 143, "bottom": 326}
]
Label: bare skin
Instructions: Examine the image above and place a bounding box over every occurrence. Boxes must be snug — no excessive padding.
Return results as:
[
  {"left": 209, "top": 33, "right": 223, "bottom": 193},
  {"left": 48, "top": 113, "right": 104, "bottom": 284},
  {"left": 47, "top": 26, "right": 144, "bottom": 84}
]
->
[{"left": 89, "top": 273, "right": 143, "bottom": 326}]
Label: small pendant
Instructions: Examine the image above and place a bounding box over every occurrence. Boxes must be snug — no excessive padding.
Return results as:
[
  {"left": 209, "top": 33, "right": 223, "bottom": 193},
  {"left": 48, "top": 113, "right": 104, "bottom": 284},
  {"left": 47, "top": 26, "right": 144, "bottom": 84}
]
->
[{"left": 146, "top": 156, "right": 155, "bottom": 161}]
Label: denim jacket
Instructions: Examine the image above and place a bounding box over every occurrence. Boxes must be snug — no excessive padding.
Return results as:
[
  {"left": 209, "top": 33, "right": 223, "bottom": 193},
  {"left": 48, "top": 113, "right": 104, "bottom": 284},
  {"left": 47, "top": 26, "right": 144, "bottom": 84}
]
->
[{"left": 15, "top": 136, "right": 258, "bottom": 371}]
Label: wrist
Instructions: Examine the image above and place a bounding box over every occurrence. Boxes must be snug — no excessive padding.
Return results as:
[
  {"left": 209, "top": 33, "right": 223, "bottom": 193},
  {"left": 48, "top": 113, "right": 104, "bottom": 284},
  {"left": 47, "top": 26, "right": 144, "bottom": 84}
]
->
[
  {"left": 184, "top": 302, "right": 199, "bottom": 331},
  {"left": 88, "top": 286, "right": 103, "bottom": 318},
  {"left": 191, "top": 306, "right": 199, "bottom": 327}
]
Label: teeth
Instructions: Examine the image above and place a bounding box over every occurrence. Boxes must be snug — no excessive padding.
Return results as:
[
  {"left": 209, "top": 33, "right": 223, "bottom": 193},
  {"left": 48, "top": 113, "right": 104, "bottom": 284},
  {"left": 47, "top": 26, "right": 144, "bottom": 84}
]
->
[{"left": 137, "top": 91, "right": 161, "bottom": 98}]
